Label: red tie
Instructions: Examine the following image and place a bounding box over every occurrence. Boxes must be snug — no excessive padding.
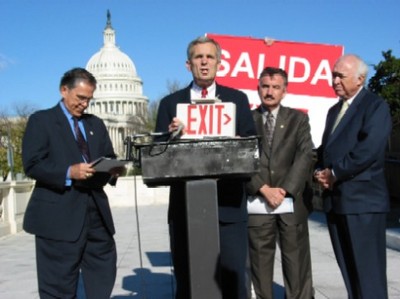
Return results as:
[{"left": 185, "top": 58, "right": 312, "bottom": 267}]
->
[{"left": 201, "top": 88, "right": 208, "bottom": 98}]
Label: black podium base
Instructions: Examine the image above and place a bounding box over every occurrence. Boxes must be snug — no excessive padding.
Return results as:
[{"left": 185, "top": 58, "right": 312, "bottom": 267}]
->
[{"left": 186, "top": 179, "right": 222, "bottom": 299}]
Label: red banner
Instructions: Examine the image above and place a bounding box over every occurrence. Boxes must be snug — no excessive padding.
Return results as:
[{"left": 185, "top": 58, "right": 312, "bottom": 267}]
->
[
  {"left": 207, "top": 33, "right": 344, "bottom": 98},
  {"left": 206, "top": 33, "right": 345, "bottom": 147}
]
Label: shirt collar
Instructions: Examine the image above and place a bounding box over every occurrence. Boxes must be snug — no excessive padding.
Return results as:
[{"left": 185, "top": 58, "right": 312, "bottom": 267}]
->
[
  {"left": 191, "top": 82, "right": 216, "bottom": 98},
  {"left": 59, "top": 100, "right": 73, "bottom": 120},
  {"left": 261, "top": 105, "right": 280, "bottom": 119},
  {"left": 343, "top": 86, "right": 363, "bottom": 105}
]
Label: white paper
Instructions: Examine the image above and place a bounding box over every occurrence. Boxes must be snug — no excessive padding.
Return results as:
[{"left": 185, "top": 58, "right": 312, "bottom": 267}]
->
[{"left": 247, "top": 196, "right": 294, "bottom": 214}]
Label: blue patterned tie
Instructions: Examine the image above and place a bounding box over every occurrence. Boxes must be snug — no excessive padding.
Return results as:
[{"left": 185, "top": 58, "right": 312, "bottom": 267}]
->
[{"left": 73, "top": 117, "right": 91, "bottom": 162}]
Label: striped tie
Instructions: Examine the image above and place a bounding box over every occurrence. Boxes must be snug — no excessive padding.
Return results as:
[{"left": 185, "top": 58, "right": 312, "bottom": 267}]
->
[
  {"left": 265, "top": 112, "right": 275, "bottom": 149},
  {"left": 331, "top": 100, "right": 349, "bottom": 133},
  {"left": 73, "top": 117, "right": 91, "bottom": 162}
]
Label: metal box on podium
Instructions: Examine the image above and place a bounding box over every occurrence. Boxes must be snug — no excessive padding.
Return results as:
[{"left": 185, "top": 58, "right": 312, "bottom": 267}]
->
[
  {"left": 140, "top": 137, "right": 260, "bottom": 185},
  {"left": 137, "top": 136, "right": 260, "bottom": 299}
]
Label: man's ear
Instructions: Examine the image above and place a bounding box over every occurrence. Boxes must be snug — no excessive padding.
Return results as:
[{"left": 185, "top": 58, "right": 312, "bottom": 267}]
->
[
  {"left": 358, "top": 75, "right": 366, "bottom": 86},
  {"left": 60, "top": 85, "right": 68, "bottom": 98},
  {"left": 185, "top": 60, "right": 191, "bottom": 72}
]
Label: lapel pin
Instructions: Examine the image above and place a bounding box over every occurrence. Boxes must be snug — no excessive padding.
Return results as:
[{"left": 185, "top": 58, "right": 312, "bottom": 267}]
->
[
  {"left": 90, "top": 131, "right": 94, "bottom": 135},
  {"left": 280, "top": 125, "right": 284, "bottom": 128}
]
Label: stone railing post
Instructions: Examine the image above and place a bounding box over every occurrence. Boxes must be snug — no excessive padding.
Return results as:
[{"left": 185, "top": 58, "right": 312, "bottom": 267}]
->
[{"left": 0, "top": 180, "right": 35, "bottom": 237}]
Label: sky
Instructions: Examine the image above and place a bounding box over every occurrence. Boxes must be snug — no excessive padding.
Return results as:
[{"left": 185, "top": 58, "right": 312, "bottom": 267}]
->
[{"left": 1, "top": 0, "right": 399, "bottom": 114}]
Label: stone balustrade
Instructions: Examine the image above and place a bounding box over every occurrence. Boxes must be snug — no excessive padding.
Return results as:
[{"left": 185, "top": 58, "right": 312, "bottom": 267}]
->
[
  {"left": 0, "top": 180, "right": 34, "bottom": 237},
  {"left": 0, "top": 176, "right": 169, "bottom": 238},
  {"left": 1, "top": 159, "right": 399, "bottom": 239}
]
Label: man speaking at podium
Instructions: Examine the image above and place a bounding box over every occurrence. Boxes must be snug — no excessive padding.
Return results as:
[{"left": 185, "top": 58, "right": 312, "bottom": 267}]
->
[{"left": 155, "top": 36, "right": 256, "bottom": 299}]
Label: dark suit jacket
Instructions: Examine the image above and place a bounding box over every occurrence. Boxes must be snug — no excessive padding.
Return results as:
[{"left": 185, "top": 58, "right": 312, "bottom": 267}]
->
[
  {"left": 316, "top": 88, "right": 392, "bottom": 213},
  {"left": 246, "top": 106, "right": 313, "bottom": 225},
  {"left": 155, "top": 83, "right": 256, "bottom": 223},
  {"left": 22, "top": 103, "right": 116, "bottom": 242}
]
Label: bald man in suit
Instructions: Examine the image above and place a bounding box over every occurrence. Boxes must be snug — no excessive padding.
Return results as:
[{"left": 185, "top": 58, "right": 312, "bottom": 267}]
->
[{"left": 315, "top": 54, "right": 391, "bottom": 299}]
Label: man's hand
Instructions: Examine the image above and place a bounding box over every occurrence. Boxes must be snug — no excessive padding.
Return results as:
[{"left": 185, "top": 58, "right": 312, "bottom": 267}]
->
[
  {"left": 69, "top": 163, "right": 96, "bottom": 180},
  {"left": 109, "top": 166, "right": 126, "bottom": 177},
  {"left": 314, "top": 168, "right": 336, "bottom": 190},
  {"left": 259, "top": 184, "right": 286, "bottom": 209},
  {"left": 168, "top": 117, "right": 186, "bottom": 137}
]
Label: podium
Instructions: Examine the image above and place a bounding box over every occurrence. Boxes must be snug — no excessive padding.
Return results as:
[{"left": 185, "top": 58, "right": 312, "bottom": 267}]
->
[{"left": 132, "top": 137, "right": 260, "bottom": 298}]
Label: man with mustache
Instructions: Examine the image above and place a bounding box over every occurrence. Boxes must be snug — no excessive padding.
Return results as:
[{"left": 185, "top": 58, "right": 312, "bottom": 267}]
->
[{"left": 246, "top": 67, "right": 315, "bottom": 299}]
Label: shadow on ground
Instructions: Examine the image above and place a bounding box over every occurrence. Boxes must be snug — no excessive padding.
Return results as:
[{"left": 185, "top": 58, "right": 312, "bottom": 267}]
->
[
  {"left": 112, "top": 268, "right": 174, "bottom": 299},
  {"left": 112, "top": 251, "right": 174, "bottom": 299}
]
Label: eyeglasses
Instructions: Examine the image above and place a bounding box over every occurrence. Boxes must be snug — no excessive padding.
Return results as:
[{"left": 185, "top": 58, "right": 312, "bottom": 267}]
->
[{"left": 76, "top": 95, "right": 92, "bottom": 104}]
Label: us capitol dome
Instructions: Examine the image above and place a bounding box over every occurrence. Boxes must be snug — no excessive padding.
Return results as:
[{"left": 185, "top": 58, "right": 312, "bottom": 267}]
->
[{"left": 86, "top": 10, "right": 148, "bottom": 157}]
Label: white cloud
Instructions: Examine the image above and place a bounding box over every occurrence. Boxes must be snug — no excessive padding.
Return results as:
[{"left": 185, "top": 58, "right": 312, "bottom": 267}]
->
[{"left": 0, "top": 53, "right": 14, "bottom": 70}]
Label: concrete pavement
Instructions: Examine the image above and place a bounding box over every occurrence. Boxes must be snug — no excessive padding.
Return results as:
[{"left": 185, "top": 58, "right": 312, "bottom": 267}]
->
[{"left": 1, "top": 190, "right": 400, "bottom": 298}]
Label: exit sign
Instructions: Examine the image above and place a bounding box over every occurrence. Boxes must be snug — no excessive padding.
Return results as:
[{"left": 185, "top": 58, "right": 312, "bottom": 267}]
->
[{"left": 177, "top": 103, "right": 236, "bottom": 138}]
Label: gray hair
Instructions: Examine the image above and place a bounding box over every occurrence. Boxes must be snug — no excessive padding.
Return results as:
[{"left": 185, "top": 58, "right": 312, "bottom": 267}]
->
[
  {"left": 60, "top": 67, "right": 97, "bottom": 90},
  {"left": 186, "top": 36, "right": 222, "bottom": 62},
  {"left": 336, "top": 54, "right": 369, "bottom": 79}
]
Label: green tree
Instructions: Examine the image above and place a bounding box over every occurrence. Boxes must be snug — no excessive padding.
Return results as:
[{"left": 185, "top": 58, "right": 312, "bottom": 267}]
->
[
  {"left": 368, "top": 50, "right": 400, "bottom": 128},
  {"left": 130, "top": 79, "right": 185, "bottom": 135},
  {"left": 144, "top": 79, "right": 185, "bottom": 133},
  {"left": 125, "top": 80, "right": 184, "bottom": 175},
  {"left": 145, "top": 99, "right": 160, "bottom": 132},
  {"left": 0, "top": 104, "right": 36, "bottom": 180}
]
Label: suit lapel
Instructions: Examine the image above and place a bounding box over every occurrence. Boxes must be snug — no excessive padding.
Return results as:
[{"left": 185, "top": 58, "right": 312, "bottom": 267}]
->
[
  {"left": 215, "top": 84, "right": 225, "bottom": 101},
  {"left": 82, "top": 116, "right": 96, "bottom": 161},
  {"left": 322, "top": 101, "right": 341, "bottom": 145},
  {"left": 215, "top": 84, "right": 234, "bottom": 102},
  {"left": 327, "top": 88, "right": 366, "bottom": 146},
  {"left": 271, "top": 107, "right": 288, "bottom": 154},
  {"left": 253, "top": 108, "right": 270, "bottom": 158}
]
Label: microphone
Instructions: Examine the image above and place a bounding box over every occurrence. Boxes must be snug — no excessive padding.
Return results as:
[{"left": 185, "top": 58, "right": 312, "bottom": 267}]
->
[
  {"left": 169, "top": 124, "right": 184, "bottom": 141},
  {"left": 128, "top": 124, "right": 183, "bottom": 143},
  {"left": 131, "top": 131, "right": 169, "bottom": 139}
]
